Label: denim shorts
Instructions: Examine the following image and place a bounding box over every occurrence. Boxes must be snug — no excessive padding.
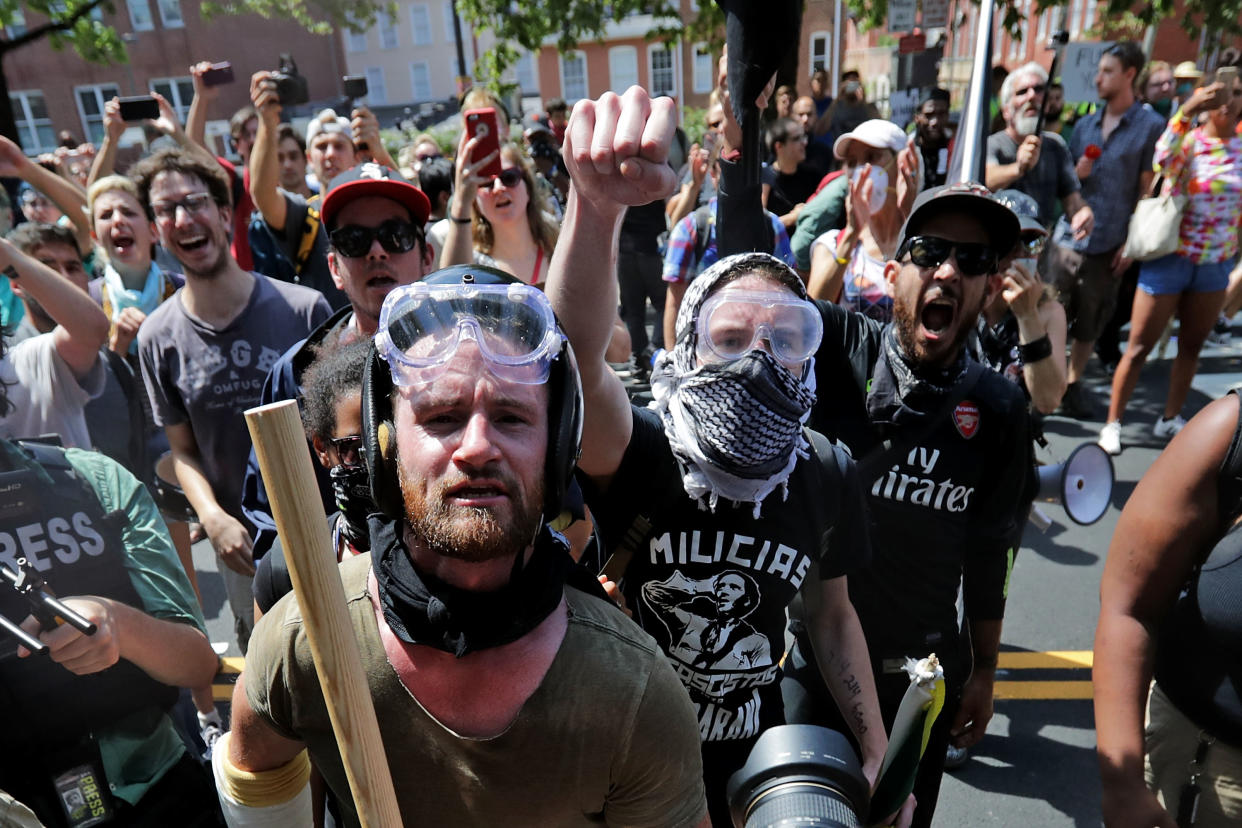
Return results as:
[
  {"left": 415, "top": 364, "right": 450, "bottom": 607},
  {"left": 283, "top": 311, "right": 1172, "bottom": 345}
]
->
[{"left": 1138, "top": 252, "right": 1237, "bottom": 296}]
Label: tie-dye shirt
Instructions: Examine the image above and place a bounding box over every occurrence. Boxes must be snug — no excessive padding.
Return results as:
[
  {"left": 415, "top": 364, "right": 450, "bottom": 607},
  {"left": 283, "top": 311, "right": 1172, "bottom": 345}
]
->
[{"left": 1155, "top": 110, "right": 1242, "bottom": 263}]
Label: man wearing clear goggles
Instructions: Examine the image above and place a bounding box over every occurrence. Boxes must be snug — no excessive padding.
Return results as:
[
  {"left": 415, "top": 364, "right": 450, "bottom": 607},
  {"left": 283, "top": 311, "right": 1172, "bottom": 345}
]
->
[
  {"left": 217, "top": 267, "right": 711, "bottom": 825},
  {"left": 545, "top": 87, "right": 888, "bottom": 826}
]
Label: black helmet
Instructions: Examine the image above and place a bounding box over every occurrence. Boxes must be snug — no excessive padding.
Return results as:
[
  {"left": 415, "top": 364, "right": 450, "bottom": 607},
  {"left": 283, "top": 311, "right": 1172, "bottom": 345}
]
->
[{"left": 361, "top": 264, "right": 583, "bottom": 523}]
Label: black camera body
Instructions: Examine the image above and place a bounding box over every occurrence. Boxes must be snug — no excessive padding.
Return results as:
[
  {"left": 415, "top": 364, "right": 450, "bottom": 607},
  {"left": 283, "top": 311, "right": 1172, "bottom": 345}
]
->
[
  {"left": 273, "top": 54, "right": 309, "bottom": 107},
  {"left": 726, "top": 725, "right": 869, "bottom": 828}
]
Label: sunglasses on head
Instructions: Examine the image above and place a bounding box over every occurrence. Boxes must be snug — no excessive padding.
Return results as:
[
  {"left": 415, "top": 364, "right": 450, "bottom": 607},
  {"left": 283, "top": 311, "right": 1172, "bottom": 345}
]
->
[
  {"left": 491, "top": 167, "right": 524, "bottom": 189},
  {"left": 898, "top": 235, "right": 999, "bottom": 277},
  {"left": 329, "top": 219, "right": 421, "bottom": 258}
]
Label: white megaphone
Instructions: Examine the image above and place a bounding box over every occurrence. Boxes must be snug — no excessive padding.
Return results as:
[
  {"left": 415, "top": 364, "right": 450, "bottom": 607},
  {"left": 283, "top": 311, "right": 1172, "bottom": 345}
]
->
[{"left": 1035, "top": 442, "right": 1115, "bottom": 526}]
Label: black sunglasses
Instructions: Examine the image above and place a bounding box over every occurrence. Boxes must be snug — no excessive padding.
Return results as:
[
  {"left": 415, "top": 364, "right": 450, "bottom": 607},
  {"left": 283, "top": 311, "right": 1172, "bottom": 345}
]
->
[
  {"left": 898, "top": 235, "right": 999, "bottom": 277},
  {"left": 329, "top": 219, "right": 421, "bottom": 258},
  {"left": 329, "top": 435, "right": 363, "bottom": 467},
  {"left": 491, "top": 167, "right": 524, "bottom": 188}
]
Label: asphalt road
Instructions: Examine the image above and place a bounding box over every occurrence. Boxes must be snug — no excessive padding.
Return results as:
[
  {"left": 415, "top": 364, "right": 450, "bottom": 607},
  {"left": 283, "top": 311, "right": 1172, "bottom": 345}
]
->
[{"left": 194, "top": 325, "right": 1242, "bottom": 826}]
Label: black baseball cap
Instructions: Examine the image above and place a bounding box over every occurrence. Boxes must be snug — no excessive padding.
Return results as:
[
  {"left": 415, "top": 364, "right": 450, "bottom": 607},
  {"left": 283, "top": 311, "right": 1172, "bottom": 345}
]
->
[
  {"left": 896, "top": 182, "right": 1021, "bottom": 257},
  {"left": 320, "top": 162, "right": 432, "bottom": 232}
]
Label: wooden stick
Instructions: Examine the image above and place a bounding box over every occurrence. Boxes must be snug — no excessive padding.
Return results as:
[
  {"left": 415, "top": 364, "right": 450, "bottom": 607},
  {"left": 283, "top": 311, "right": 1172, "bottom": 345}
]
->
[{"left": 245, "top": 400, "right": 402, "bottom": 827}]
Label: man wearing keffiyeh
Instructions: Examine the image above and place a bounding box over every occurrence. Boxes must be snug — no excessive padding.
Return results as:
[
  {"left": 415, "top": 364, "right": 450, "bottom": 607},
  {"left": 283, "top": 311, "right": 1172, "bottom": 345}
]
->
[{"left": 546, "top": 86, "right": 889, "bottom": 827}]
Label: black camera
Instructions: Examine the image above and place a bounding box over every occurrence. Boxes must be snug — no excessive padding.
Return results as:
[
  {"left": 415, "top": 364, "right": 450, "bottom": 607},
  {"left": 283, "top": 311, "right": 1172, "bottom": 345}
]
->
[
  {"left": 273, "top": 54, "right": 309, "bottom": 107},
  {"left": 726, "top": 725, "right": 869, "bottom": 828}
]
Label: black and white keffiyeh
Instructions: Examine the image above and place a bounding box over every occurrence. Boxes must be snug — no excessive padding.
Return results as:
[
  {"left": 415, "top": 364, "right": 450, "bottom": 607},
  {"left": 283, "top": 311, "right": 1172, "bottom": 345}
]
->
[{"left": 650, "top": 252, "right": 817, "bottom": 517}]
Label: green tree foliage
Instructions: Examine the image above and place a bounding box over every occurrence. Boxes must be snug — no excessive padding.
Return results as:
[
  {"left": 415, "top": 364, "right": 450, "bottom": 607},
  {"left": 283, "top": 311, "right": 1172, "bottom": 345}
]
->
[
  {"left": 0, "top": 0, "right": 125, "bottom": 62},
  {"left": 846, "top": 0, "right": 1241, "bottom": 41}
]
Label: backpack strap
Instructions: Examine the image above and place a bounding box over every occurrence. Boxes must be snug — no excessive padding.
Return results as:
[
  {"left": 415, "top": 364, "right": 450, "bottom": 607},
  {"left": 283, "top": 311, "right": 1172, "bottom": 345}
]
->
[{"left": 292, "top": 195, "right": 322, "bottom": 276}]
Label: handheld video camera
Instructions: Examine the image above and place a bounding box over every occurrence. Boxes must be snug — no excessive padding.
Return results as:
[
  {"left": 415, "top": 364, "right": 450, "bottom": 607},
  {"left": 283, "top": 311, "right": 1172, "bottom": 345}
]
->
[{"left": 273, "top": 54, "right": 309, "bottom": 107}]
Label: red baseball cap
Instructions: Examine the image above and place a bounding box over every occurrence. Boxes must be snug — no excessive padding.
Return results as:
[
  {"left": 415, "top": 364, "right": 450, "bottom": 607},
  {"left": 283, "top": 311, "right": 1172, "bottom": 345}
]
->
[{"left": 320, "top": 162, "right": 431, "bottom": 232}]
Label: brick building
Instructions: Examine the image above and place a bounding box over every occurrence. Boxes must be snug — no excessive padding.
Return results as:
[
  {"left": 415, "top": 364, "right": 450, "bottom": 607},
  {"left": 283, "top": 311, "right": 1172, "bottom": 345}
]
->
[
  {"left": 533, "top": 1, "right": 719, "bottom": 115},
  {"left": 5, "top": 1, "right": 346, "bottom": 158}
]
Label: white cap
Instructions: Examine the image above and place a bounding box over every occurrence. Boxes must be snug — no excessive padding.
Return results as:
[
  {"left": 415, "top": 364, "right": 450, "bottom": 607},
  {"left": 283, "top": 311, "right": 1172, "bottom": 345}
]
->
[
  {"left": 833, "top": 119, "right": 907, "bottom": 160},
  {"left": 306, "top": 109, "right": 351, "bottom": 146}
]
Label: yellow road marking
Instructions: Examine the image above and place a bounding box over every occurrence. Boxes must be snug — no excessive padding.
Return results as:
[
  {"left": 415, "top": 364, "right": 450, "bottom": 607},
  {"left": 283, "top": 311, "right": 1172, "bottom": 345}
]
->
[
  {"left": 998, "top": 650, "right": 1093, "bottom": 670},
  {"left": 994, "top": 680, "right": 1093, "bottom": 700},
  {"left": 210, "top": 652, "right": 1100, "bottom": 703}
]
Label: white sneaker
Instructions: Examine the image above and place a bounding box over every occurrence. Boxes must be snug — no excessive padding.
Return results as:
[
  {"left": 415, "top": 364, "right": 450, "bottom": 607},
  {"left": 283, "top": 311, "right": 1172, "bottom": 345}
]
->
[
  {"left": 1152, "top": 415, "right": 1187, "bottom": 440},
  {"left": 1098, "top": 421, "right": 1122, "bottom": 455}
]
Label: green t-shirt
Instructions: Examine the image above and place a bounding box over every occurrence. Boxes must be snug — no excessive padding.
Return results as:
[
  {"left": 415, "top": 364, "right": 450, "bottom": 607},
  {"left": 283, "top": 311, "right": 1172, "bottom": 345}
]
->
[
  {"left": 20, "top": 443, "right": 207, "bottom": 806},
  {"left": 791, "top": 173, "right": 849, "bottom": 271},
  {"left": 247, "top": 553, "right": 708, "bottom": 827}
]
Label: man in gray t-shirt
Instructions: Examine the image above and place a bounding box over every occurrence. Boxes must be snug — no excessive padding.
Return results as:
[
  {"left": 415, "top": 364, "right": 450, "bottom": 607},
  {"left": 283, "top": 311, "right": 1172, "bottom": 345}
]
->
[
  {"left": 131, "top": 149, "right": 330, "bottom": 651},
  {"left": 985, "top": 61, "right": 1095, "bottom": 234}
]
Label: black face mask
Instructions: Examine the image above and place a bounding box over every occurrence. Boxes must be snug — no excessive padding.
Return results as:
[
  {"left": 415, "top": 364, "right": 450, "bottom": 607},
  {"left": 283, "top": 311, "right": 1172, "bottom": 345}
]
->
[
  {"left": 370, "top": 517, "right": 570, "bottom": 658},
  {"left": 330, "top": 464, "right": 374, "bottom": 552}
]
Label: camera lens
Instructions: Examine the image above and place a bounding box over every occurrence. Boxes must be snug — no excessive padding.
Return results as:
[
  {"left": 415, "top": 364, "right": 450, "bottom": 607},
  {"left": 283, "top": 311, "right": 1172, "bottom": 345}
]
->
[{"left": 726, "top": 725, "right": 868, "bottom": 828}]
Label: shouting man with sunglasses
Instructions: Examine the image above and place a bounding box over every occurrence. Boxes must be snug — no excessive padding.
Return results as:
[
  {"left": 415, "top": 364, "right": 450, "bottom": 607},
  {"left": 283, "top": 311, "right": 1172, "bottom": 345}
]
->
[
  {"left": 241, "top": 162, "right": 435, "bottom": 562},
  {"left": 783, "top": 183, "right": 1038, "bottom": 828}
]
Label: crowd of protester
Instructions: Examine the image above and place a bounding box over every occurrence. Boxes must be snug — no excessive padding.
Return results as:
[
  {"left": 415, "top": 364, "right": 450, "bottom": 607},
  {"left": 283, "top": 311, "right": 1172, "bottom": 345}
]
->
[{"left": 0, "top": 24, "right": 1239, "bottom": 828}]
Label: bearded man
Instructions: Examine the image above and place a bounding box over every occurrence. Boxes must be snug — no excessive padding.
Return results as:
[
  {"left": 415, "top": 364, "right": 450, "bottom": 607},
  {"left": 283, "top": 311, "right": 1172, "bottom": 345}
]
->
[
  {"left": 214, "top": 266, "right": 710, "bottom": 827},
  {"left": 786, "top": 183, "right": 1039, "bottom": 828},
  {"left": 985, "top": 61, "right": 1095, "bottom": 234}
]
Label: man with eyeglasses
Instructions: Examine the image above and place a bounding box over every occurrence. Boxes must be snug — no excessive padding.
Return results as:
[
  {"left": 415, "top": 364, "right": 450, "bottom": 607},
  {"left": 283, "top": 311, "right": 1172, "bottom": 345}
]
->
[
  {"left": 765, "top": 116, "right": 820, "bottom": 232},
  {"left": 241, "top": 162, "right": 435, "bottom": 563},
  {"left": 985, "top": 61, "right": 1095, "bottom": 237},
  {"left": 786, "top": 183, "right": 1037, "bottom": 828},
  {"left": 132, "top": 149, "right": 331, "bottom": 653}
]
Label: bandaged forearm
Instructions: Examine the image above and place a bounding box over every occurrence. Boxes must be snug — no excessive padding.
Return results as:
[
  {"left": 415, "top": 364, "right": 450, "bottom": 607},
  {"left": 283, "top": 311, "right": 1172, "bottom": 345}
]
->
[{"left": 211, "top": 731, "right": 312, "bottom": 827}]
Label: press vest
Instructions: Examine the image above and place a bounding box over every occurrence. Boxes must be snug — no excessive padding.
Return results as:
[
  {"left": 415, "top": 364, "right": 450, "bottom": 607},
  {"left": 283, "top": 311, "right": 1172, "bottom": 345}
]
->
[{"left": 0, "top": 441, "right": 177, "bottom": 757}]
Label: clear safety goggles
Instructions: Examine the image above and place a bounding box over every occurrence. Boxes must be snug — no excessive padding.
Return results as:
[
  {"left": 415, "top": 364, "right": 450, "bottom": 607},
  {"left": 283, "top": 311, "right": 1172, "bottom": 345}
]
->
[
  {"left": 695, "top": 288, "right": 824, "bottom": 365},
  {"left": 375, "top": 282, "right": 563, "bottom": 386}
]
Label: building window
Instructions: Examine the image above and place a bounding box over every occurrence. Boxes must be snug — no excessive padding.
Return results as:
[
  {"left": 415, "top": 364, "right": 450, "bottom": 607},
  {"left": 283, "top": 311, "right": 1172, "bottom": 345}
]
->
[
  {"left": 514, "top": 51, "right": 536, "bottom": 93},
  {"left": 410, "top": 62, "right": 432, "bottom": 100},
  {"left": 156, "top": 0, "right": 183, "bottom": 28},
  {"left": 1069, "top": 0, "right": 1083, "bottom": 36},
  {"left": 1084, "top": 0, "right": 1096, "bottom": 30},
  {"left": 346, "top": 24, "right": 367, "bottom": 53},
  {"left": 127, "top": 0, "right": 154, "bottom": 31},
  {"left": 11, "top": 91, "right": 55, "bottom": 154},
  {"left": 649, "top": 46, "right": 676, "bottom": 98},
  {"left": 810, "top": 31, "right": 830, "bottom": 72},
  {"left": 6, "top": 9, "right": 25, "bottom": 38},
  {"left": 377, "top": 12, "right": 398, "bottom": 49},
  {"left": 365, "top": 67, "right": 387, "bottom": 105},
  {"left": 150, "top": 77, "right": 194, "bottom": 122},
  {"left": 76, "top": 84, "right": 122, "bottom": 145},
  {"left": 443, "top": 0, "right": 457, "bottom": 42},
  {"left": 410, "top": 3, "right": 432, "bottom": 45},
  {"left": 692, "top": 43, "right": 713, "bottom": 94},
  {"left": 1037, "top": 8, "right": 1048, "bottom": 43},
  {"left": 560, "top": 51, "right": 588, "bottom": 103},
  {"left": 609, "top": 46, "right": 638, "bottom": 93}
]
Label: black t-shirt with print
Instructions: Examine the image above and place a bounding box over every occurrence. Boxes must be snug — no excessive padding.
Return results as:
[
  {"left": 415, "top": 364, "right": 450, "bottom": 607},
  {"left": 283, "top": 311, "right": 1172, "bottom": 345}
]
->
[
  {"left": 585, "top": 406, "right": 871, "bottom": 746},
  {"left": 808, "top": 301, "right": 1035, "bottom": 674}
]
